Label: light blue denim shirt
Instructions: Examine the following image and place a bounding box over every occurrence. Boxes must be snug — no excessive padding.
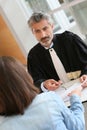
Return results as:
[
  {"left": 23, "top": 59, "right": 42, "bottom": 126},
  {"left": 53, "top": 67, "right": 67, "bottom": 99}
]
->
[{"left": 0, "top": 91, "right": 85, "bottom": 130}]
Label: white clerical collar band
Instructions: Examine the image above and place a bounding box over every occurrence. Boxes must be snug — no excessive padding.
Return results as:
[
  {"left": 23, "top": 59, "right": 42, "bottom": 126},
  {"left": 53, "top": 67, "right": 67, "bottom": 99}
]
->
[{"left": 49, "top": 48, "right": 70, "bottom": 83}]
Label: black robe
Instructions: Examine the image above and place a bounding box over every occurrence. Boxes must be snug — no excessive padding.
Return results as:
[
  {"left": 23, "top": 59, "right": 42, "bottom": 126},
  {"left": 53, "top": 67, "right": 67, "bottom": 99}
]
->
[{"left": 27, "top": 31, "right": 87, "bottom": 89}]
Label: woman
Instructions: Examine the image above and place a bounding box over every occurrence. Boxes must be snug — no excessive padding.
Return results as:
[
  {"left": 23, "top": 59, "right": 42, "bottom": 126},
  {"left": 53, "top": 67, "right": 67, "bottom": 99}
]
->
[{"left": 0, "top": 56, "right": 86, "bottom": 130}]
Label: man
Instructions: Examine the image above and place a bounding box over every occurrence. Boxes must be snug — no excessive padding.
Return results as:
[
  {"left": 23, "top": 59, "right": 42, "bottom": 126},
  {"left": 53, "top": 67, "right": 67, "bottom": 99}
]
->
[{"left": 27, "top": 11, "right": 87, "bottom": 92}]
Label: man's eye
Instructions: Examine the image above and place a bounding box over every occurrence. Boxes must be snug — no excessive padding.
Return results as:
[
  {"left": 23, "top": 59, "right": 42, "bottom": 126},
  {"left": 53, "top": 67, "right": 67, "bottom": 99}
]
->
[
  {"left": 35, "top": 30, "right": 40, "bottom": 33},
  {"left": 43, "top": 27, "right": 48, "bottom": 31}
]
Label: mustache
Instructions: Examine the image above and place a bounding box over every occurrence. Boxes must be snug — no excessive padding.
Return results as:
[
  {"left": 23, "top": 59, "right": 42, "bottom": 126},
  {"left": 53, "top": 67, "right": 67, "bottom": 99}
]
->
[{"left": 41, "top": 36, "right": 50, "bottom": 41}]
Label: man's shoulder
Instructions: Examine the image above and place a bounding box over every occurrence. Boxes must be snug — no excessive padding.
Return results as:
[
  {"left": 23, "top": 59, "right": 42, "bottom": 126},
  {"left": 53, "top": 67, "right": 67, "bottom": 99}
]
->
[
  {"left": 53, "top": 31, "right": 75, "bottom": 44},
  {"left": 54, "top": 30, "right": 74, "bottom": 38},
  {"left": 28, "top": 43, "right": 43, "bottom": 55}
]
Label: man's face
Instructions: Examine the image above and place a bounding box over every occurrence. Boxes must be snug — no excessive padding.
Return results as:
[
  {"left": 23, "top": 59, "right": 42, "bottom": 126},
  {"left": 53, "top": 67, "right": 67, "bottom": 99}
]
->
[{"left": 31, "top": 19, "right": 54, "bottom": 48}]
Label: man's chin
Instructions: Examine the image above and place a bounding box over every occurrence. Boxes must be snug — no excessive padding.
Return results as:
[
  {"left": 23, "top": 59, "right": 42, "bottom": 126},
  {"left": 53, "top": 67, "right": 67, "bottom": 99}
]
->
[{"left": 41, "top": 42, "right": 51, "bottom": 48}]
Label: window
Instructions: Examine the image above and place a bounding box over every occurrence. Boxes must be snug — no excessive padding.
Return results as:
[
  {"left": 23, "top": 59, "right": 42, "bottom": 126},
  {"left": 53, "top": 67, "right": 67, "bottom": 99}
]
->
[{"left": 23, "top": 0, "right": 87, "bottom": 37}]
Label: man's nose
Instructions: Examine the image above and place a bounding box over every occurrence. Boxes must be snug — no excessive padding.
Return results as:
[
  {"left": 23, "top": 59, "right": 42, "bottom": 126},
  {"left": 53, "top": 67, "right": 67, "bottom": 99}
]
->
[{"left": 40, "top": 30, "right": 46, "bottom": 37}]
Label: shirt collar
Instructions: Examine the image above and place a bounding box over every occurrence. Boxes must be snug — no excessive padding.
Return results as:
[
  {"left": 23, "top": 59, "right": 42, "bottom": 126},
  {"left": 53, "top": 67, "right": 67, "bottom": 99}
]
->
[{"left": 44, "top": 42, "right": 54, "bottom": 49}]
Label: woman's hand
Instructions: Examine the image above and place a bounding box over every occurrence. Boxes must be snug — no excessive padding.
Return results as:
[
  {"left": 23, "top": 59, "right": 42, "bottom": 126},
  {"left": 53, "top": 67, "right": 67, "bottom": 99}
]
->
[{"left": 68, "top": 86, "right": 83, "bottom": 97}]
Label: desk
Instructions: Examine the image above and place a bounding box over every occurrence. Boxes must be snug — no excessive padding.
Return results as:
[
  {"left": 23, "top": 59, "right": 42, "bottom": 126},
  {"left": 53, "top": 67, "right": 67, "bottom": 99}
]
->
[{"left": 83, "top": 102, "right": 87, "bottom": 129}]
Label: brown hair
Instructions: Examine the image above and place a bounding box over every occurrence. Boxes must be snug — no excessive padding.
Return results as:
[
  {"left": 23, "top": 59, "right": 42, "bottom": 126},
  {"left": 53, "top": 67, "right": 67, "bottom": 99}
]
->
[{"left": 0, "top": 56, "right": 39, "bottom": 116}]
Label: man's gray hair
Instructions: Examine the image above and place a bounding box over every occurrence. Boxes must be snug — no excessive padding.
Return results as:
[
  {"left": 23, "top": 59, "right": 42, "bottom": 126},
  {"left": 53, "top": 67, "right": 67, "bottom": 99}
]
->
[{"left": 28, "top": 11, "right": 53, "bottom": 29}]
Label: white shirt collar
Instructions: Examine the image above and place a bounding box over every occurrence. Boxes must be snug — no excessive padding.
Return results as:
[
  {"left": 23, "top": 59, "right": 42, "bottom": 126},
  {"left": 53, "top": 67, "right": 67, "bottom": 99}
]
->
[{"left": 44, "top": 42, "right": 53, "bottom": 49}]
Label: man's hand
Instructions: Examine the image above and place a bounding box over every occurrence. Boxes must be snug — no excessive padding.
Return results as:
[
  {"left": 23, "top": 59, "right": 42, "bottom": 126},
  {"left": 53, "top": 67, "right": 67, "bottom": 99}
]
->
[
  {"left": 80, "top": 75, "right": 87, "bottom": 88},
  {"left": 43, "top": 79, "right": 62, "bottom": 91}
]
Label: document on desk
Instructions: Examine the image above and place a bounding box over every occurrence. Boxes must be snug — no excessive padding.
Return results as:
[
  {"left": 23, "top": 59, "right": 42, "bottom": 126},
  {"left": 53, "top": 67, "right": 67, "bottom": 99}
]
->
[{"left": 55, "top": 78, "right": 87, "bottom": 106}]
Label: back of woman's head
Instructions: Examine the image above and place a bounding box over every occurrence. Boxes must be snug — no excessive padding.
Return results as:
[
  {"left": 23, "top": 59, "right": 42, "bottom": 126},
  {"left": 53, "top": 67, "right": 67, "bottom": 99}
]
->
[{"left": 0, "top": 56, "right": 39, "bottom": 116}]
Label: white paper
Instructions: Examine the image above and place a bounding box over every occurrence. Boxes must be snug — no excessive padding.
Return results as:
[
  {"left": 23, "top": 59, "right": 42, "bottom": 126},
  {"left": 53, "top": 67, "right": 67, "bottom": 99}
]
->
[{"left": 55, "top": 79, "right": 87, "bottom": 106}]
